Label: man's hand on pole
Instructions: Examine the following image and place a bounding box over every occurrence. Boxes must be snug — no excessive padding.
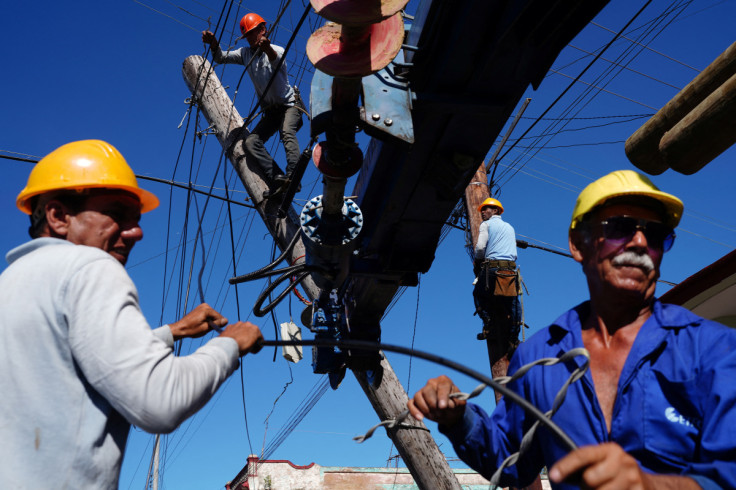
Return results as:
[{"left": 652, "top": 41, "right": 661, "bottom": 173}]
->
[{"left": 407, "top": 375, "right": 466, "bottom": 428}]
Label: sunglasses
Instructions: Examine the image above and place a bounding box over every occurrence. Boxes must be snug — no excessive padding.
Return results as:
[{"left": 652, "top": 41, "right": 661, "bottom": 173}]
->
[{"left": 595, "top": 216, "right": 675, "bottom": 252}]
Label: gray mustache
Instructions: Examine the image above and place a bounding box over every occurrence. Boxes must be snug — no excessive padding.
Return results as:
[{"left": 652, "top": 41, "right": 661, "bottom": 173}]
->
[{"left": 612, "top": 251, "right": 655, "bottom": 273}]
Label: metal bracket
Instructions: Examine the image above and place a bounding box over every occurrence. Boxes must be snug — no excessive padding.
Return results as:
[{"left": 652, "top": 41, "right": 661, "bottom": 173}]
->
[
  {"left": 360, "top": 49, "right": 415, "bottom": 143},
  {"left": 309, "top": 50, "right": 415, "bottom": 144},
  {"left": 310, "top": 298, "right": 347, "bottom": 389},
  {"left": 309, "top": 69, "right": 333, "bottom": 138}
]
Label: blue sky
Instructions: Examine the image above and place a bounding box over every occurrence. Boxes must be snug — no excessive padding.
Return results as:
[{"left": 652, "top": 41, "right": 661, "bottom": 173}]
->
[{"left": 2, "top": 1, "right": 736, "bottom": 489}]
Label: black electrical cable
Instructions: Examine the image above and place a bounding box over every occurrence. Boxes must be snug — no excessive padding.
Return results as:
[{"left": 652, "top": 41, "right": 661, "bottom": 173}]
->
[
  {"left": 0, "top": 155, "right": 251, "bottom": 210},
  {"left": 0, "top": 154, "right": 37, "bottom": 163},
  {"left": 261, "top": 338, "right": 579, "bottom": 452},
  {"left": 137, "top": 175, "right": 255, "bottom": 209},
  {"left": 252, "top": 267, "right": 325, "bottom": 317},
  {"left": 229, "top": 231, "right": 302, "bottom": 283},
  {"left": 516, "top": 240, "right": 573, "bottom": 258}
]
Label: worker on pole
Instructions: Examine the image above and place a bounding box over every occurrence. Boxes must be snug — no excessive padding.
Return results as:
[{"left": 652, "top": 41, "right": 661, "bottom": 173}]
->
[
  {"left": 202, "top": 13, "right": 304, "bottom": 198},
  {"left": 472, "top": 197, "right": 521, "bottom": 357},
  {"left": 0, "top": 140, "right": 264, "bottom": 488}
]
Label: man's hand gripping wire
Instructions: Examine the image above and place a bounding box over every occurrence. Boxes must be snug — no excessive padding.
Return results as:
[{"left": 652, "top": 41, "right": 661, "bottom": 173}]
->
[
  {"left": 362, "top": 348, "right": 590, "bottom": 486},
  {"left": 260, "top": 338, "right": 586, "bottom": 456}
]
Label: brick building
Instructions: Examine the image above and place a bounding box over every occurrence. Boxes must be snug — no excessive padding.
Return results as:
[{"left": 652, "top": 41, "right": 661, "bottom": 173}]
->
[{"left": 226, "top": 455, "right": 551, "bottom": 489}]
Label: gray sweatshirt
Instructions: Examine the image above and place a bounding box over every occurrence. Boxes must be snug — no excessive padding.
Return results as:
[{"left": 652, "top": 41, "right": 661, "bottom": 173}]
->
[
  {"left": 212, "top": 43, "right": 295, "bottom": 108},
  {"left": 0, "top": 238, "right": 240, "bottom": 488}
]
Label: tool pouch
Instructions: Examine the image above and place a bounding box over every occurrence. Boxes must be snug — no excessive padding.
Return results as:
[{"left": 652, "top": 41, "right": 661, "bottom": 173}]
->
[{"left": 494, "top": 268, "right": 520, "bottom": 296}]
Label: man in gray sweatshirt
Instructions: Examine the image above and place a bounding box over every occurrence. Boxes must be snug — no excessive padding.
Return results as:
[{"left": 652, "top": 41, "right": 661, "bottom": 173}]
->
[
  {"left": 203, "top": 12, "right": 303, "bottom": 198},
  {"left": 0, "top": 139, "right": 263, "bottom": 488}
]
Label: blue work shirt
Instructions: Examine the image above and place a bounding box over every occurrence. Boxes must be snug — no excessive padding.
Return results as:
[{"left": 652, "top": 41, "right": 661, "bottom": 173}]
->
[
  {"left": 441, "top": 300, "right": 736, "bottom": 489},
  {"left": 475, "top": 215, "right": 517, "bottom": 261}
]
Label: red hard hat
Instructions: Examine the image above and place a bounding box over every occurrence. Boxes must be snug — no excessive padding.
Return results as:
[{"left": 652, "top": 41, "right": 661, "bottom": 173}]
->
[{"left": 240, "top": 13, "right": 266, "bottom": 35}]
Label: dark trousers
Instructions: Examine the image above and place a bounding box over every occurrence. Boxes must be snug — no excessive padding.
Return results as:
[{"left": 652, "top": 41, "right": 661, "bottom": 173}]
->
[
  {"left": 244, "top": 105, "right": 303, "bottom": 182},
  {"left": 473, "top": 267, "right": 521, "bottom": 347}
]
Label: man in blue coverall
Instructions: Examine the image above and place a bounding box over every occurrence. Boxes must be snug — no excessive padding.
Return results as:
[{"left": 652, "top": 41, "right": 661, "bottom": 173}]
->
[{"left": 409, "top": 170, "right": 736, "bottom": 489}]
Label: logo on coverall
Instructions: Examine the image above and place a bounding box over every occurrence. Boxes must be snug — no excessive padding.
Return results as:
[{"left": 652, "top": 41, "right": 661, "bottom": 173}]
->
[{"left": 665, "top": 407, "right": 700, "bottom": 429}]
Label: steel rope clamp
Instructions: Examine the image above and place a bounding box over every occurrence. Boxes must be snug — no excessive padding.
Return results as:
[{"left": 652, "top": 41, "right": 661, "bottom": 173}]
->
[{"left": 353, "top": 408, "right": 429, "bottom": 444}]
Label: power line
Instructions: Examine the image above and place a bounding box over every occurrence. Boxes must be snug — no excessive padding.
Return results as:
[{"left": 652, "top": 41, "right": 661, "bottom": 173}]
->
[
  {"left": 154, "top": 0, "right": 312, "bottom": 478},
  {"left": 260, "top": 362, "right": 295, "bottom": 459},
  {"left": 504, "top": 146, "right": 599, "bottom": 181},
  {"left": 260, "top": 376, "right": 330, "bottom": 461},
  {"left": 678, "top": 227, "right": 735, "bottom": 249},
  {"left": 0, "top": 152, "right": 254, "bottom": 209},
  {"left": 497, "top": 0, "right": 688, "bottom": 186},
  {"left": 508, "top": 115, "right": 650, "bottom": 142},
  {"left": 161, "top": 0, "right": 210, "bottom": 23},
  {"left": 513, "top": 140, "right": 626, "bottom": 150},
  {"left": 589, "top": 20, "right": 700, "bottom": 72},
  {"left": 495, "top": 162, "right": 581, "bottom": 194},
  {"left": 490, "top": 1, "right": 654, "bottom": 179},
  {"left": 139, "top": 175, "right": 255, "bottom": 208},
  {"left": 0, "top": 153, "right": 38, "bottom": 164},
  {"left": 567, "top": 44, "right": 682, "bottom": 90},
  {"left": 494, "top": 4, "right": 696, "bottom": 188},
  {"left": 553, "top": 1, "right": 699, "bottom": 79},
  {"left": 148, "top": 3, "right": 245, "bottom": 484},
  {"left": 547, "top": 69, "right": 658, "bottom": 110},
  {"left": 519, "top": 113, "right": 654, "bottom": 121},
  {"left": 131, "top": 0, "right": 200, "bottom": 32}
]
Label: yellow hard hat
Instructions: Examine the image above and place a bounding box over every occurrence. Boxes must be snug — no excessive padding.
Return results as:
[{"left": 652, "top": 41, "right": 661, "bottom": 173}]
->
[
  {"left": 16, "top": 139, "right": 159, "bottom": 215},
  {"left": 477, "top": 197, "right": 504, "bottom": 214},
  {"left": 570, "top": 170, "right": 683, "bottom": 230}
]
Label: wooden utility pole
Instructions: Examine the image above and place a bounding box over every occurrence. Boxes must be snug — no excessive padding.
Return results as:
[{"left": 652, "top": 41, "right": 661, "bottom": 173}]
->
[
  {"left": 626, "top": 40, "right": 736, "bottom": 175},
  {"left": 152, "top": 435, "right": 160, "bottom": 490},
  {"left": 464, "top": 163, "right": 543, "bottom": 490},
  {"left": 182, "top": 56, "right": 313, "bottom": 283},
  {"left": 182, "top": 55, "right": 461, "bottom": 490},
  {"left": 464, "top": 164, "right": 510, "bottom": 402}
]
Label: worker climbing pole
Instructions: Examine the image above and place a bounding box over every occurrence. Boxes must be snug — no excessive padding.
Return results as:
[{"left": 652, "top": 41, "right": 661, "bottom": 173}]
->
[
  {"left": 201, "top": 11, "right": 306, "bottom": 199},
  {"left": 464, "top": 165, "right": 541, "bottom": 490},
  {"left": 472, "top": 195, "right": 522, "bottom": 356},
  {"left": 464, "top": 165, "right": 523, "bottom": 391}
]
